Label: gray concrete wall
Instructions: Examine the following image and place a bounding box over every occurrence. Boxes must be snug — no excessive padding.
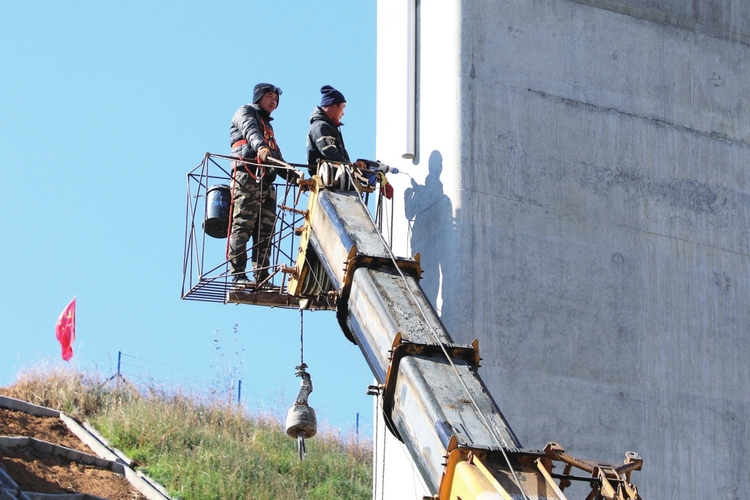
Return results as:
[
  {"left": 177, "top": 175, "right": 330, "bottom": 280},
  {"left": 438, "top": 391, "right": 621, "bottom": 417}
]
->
[
  {"left": 382, "top": 0, "right": 750, "bottom": 497},
  {"left": 570, "top": 0, "right": 750, "bottom": 44}
]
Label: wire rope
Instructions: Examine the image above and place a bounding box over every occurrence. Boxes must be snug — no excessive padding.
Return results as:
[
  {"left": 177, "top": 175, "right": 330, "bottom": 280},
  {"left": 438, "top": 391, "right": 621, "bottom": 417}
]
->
[
  {"left": 374, "top": 390, "right": 387, "bottom": 500},
  {"left": 372, "top": 393, "right": 380, "bottom": 500},
  {"left": 299, "top": 309, "right": 305, "bottom": 366}
]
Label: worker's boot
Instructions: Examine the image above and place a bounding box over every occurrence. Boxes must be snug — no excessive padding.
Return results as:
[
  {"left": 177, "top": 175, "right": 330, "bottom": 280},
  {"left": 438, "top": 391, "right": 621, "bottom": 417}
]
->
[
  {"left": 254, "top": 269, "right": 270, "bottom": 287},
  {"left": 231, "top": 258, "right": 252, "bottom": 289},
  {"left": 232, "top": 273, "right": 254, "bottom": 290},
  {"left": 230, "top": 248, "right": 252, "bottom": 288}
]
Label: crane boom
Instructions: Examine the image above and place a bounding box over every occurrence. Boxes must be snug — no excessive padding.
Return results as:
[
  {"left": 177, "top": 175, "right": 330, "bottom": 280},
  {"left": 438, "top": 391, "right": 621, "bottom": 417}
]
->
[{"left": 284, "top": 168, "right": 643, "bottom": 499}]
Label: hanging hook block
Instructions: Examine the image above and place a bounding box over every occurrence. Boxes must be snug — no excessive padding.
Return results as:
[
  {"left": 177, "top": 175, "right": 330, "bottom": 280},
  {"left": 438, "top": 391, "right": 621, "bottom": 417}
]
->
[
  {"left": 286, "top": 404, "right": 317, "bottom": 440},
  {"left": 286, "top": 363, "right": 317, "bottom": 439}
]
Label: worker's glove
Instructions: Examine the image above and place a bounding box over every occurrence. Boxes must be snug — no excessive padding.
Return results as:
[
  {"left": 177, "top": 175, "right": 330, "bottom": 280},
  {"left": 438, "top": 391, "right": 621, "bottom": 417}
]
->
[
  {"left": 365, "top": 172, "right": 378, "bottom": 185},
  {"left": 257, "top": 147, "right": 271, "bottom": 163},
  {"left": 287, "top": 169, "right": 303, "bottom": 184},
  {"left": 354, "top": 160, "right": 367, "bottom": 170}
]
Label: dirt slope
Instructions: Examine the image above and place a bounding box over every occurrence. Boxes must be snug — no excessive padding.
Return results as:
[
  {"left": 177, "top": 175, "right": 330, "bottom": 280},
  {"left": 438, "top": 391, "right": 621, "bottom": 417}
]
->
[{"left": 0, "top": 407, "right": 146, "bottom": 500}]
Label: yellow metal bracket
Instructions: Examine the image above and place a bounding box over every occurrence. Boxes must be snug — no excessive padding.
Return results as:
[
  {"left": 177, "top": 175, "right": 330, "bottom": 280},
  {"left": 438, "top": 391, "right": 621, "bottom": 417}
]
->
[
  {"left": 378, "top": 333, "right": 482, "bottom": 442},
  {"left": 438, "top": 447, "right": 515, "bottom": 500},
  {"left": 287, "top": 177, "right": 324, "bottom": 297}
]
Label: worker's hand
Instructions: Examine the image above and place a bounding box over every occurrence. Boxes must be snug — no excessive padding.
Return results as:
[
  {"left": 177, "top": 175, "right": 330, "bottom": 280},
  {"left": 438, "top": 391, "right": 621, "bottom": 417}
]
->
[
  {"left": 361, "top": 170, "right": 377, "bottom": 186},
  {"left": 257, "top": 147, "right": 271, "bottom": 163},
  {"left": 286, "top": 169, "right": 303, "bottom": 184},
  {"left": 354, "top": 160, "right": 367, "bottom": 170}
]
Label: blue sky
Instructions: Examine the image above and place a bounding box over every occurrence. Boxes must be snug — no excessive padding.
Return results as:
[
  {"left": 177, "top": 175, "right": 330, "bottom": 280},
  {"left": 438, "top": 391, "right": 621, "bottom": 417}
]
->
[{"left": 0, "top": 1, "right": 376, "bottom": 436}]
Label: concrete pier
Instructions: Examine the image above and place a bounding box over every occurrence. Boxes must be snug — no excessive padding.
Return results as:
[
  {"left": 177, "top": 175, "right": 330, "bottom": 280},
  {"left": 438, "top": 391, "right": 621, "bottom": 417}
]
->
[{"left": 377, "top": 1, "right": 750, "bottom": 497}]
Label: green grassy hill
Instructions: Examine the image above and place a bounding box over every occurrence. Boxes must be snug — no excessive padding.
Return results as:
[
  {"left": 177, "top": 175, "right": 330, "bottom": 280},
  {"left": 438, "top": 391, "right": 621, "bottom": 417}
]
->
[{"left": 1, "top": 368, "right": 372, "bottom": 500}]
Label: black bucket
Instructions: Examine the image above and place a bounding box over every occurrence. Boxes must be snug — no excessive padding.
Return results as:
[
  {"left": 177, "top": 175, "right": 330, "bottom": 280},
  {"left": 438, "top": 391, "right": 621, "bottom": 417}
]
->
[{"left": 203, "top": 184, "right": 231, "bottom": 238}]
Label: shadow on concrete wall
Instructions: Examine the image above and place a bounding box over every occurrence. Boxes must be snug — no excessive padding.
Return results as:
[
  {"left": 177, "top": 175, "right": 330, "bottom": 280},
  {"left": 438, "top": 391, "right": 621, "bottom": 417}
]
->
[{"left": 403, "top": 150, "right": 456, "bottom": 316}]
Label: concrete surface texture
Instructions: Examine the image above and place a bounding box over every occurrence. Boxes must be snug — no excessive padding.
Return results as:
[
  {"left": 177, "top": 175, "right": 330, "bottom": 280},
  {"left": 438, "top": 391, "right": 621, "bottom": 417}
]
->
[{"left": 378, "top": 0, "right": 749, "bottom": 498}]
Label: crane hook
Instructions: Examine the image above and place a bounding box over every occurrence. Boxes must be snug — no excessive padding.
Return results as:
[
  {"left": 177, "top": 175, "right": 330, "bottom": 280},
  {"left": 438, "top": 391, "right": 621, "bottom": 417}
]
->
[{"left": 285, "top": 363, "right": 317, "bottom": 461}]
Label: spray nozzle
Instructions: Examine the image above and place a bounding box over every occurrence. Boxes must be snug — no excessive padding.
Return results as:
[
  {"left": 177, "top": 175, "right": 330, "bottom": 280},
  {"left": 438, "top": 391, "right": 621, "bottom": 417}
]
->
[{"left": 357, "top": 159, "right": 401, "bottom": 175}]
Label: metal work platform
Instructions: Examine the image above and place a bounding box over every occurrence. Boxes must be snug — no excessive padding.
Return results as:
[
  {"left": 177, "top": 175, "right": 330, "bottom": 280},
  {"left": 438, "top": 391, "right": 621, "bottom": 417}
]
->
[{"left": 181, "top": 153, "right": 335, "bottom": 310}]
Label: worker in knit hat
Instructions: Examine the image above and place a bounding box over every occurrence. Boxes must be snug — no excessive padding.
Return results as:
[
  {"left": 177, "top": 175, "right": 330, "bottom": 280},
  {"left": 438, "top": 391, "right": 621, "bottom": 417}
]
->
[
  {"left": 306, "top": 85, "right": 362, "bottom": 176},
  {"left": 227, "top": 82, "right": 298, "bottom": 288}
]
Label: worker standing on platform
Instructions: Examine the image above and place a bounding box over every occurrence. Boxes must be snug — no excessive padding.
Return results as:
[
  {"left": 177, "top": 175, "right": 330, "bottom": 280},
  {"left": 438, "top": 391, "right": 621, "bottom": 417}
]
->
[
  {"left": 306, "top": 85, "right": 358, "bottom": 176},
  {"left": 229, "top": 82, "right": 296, "bottom": 287}
]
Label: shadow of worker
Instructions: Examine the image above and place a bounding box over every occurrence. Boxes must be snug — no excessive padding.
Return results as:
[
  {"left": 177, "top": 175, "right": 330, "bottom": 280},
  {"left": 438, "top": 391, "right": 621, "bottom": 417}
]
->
[{"left": 403, "top": 150, "right": 455, "bottom": 315}]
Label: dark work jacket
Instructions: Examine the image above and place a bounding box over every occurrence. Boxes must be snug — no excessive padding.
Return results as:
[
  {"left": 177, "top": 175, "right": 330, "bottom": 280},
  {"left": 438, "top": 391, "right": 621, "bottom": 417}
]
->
[
  {"left": 306, "top": 106, "right": 350, "bottom": 176},
  {"left": 230, "top": 103, "right": 291, "bottom": 182}
]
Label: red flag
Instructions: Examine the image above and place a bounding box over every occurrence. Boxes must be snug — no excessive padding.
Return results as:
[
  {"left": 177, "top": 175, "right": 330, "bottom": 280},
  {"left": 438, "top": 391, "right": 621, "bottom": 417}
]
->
[{"left": 55, "top": 297, "right": 76, "bottom": 361}]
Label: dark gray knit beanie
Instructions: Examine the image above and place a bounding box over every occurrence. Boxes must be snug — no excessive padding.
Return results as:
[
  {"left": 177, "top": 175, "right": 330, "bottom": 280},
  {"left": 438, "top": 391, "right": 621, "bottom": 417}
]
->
[{"left": 253, "top": 83, "right": 282, "bottom": 104}]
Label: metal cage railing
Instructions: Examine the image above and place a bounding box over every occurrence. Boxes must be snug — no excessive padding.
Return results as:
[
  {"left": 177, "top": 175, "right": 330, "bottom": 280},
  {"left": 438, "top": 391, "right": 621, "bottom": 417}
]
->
[{"left": 181, "top": 153, "right": 315, "bottom": 308}]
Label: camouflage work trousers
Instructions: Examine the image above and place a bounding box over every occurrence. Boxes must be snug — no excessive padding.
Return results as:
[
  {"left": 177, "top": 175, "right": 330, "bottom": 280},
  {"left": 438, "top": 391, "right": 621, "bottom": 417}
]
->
[{"left": 228, "top": 170, "right": 277, "bottom": 280}]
